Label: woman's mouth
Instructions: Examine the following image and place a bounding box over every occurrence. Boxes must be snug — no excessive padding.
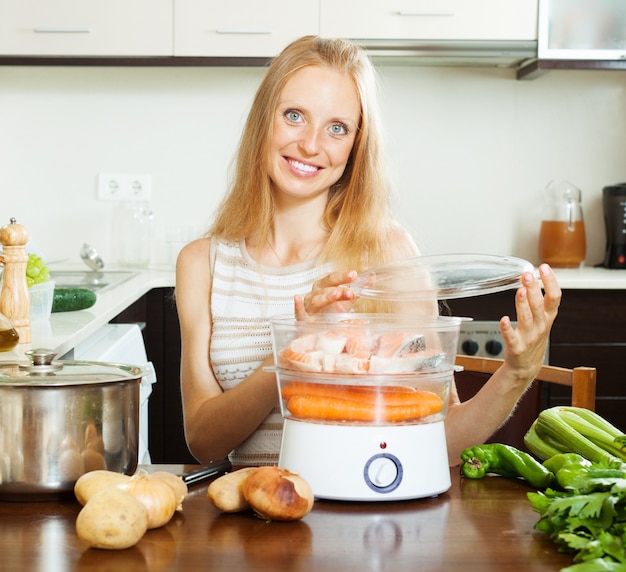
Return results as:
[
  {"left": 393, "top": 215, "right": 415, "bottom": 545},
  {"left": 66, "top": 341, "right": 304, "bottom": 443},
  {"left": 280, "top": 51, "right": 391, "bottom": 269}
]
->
[{"left": 287, "top": 158, "right": 320, "bottom": 175}]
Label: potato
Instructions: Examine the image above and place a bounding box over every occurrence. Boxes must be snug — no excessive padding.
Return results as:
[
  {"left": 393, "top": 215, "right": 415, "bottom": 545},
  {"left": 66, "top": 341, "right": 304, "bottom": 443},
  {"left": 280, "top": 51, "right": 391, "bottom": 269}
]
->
[
  {"left": 207, "top": 467, "right": 258, "bottom": 512},
  {"left": 76, "top": 488, "right": 149, "bottom": 550},
  {"left": 74, "top": 469, "right": 132, "bottom": 506}
]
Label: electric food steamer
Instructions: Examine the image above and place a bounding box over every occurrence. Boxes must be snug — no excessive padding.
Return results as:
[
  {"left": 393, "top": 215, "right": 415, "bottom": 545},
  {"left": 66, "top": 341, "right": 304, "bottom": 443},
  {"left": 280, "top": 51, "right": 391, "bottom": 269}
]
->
[{"left": 270, "top": 254, "right": 534, "bottom": 502}]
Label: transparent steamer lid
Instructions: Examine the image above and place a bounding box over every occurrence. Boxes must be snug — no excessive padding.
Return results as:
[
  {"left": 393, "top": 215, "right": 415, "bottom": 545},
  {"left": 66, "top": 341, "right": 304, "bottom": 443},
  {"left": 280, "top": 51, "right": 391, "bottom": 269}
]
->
[{"left": 350, "top": 253, "right": 535, "bottom": 301}]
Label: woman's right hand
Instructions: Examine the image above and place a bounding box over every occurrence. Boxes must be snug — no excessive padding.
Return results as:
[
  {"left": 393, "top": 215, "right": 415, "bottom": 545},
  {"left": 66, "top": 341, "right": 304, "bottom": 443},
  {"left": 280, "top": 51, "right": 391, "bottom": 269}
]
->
[{"left": 294, "top": 270, "right": 358, "bottom": 319}]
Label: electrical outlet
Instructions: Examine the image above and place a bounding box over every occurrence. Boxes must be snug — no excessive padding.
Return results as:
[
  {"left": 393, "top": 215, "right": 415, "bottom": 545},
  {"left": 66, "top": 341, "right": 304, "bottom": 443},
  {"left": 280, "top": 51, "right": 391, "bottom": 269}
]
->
[{"left": 98, "top": 173, "right": 152, "bottom": 202}]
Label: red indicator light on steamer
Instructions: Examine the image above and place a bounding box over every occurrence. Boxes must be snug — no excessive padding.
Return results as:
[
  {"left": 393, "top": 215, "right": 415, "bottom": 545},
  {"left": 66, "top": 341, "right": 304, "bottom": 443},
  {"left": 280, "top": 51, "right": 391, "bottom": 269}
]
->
[
  {"left": 379, "top": 442, "right": 387, "bottom": 449},
  {"left": 619, "top": 255, "right": 625, "bottom": 264}
]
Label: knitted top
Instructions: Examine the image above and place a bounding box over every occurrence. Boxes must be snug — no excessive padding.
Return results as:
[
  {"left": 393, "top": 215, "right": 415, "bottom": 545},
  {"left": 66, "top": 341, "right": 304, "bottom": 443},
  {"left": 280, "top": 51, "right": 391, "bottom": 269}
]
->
[{"left": 209, "top": 238, "right": 330, "bottom": 465}]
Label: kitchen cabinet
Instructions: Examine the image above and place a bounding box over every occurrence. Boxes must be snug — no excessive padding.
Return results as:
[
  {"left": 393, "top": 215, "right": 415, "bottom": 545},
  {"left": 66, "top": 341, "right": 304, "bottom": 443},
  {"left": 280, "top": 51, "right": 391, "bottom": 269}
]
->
[
  {"left": 0, "top": 0, "right": 540, "bottom": 66},
  {"left": 174, "top": 0, "right": 319, "bottom": 57},
  {"left": 447, "top": 288, "right": 626, "bottom": 440},
  {"left": 112, "top": 287, "right": 196, "bottom": 464},
  {"left": 320, "top": 0, "right": 538, "bottom": 41},
  {"left": 0, "top": 0, "right": 173, "bottom": 56}
]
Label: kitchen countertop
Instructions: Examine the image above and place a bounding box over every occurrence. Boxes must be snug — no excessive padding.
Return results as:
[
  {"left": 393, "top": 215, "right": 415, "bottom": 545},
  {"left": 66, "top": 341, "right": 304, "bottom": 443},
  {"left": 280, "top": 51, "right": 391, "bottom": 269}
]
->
[
  {"left": 1, "top": 264, "right": 625, "bottom": 365},
  {"left": 551, "top": 265, "right": 626, "bottom": 289},
  {"left": 0, "top": 466, "right": 574, "bottom": 571},
  {"left": 0, "top": 265, "right": 175, "bottom": 363}
]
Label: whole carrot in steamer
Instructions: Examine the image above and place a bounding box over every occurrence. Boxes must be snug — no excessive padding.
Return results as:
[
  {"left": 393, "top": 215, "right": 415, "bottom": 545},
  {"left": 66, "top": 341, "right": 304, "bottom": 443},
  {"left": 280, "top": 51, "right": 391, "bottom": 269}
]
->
[
  {"left": 281, "top": 381, "right": 434, "bottom": 406},
  {"left": 285, "top": 393, "right": 443, "bottom": 422}
]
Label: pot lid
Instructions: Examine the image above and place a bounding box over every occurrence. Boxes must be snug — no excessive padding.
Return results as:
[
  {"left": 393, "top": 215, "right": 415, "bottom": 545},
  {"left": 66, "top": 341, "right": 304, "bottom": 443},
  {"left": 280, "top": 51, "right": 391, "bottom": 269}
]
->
[
  {"left": 351, "top": 253, "right": 535, "bottom": 301},
  {"left": 0, "top": 349, "right": 142, "bottom": 387}
]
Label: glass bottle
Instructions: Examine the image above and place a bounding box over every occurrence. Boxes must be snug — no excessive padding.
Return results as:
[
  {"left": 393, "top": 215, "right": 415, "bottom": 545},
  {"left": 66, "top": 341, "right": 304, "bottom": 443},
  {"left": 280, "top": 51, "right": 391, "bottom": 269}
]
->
[
  {"left": 114, "top": 202, "right": 154, "bottom": 268},
  {"left": 539, "top": 181, "right": 586, "bottom": 268},
  {"left": 0, "top": 311, "right": 19, "bottom": 351}
]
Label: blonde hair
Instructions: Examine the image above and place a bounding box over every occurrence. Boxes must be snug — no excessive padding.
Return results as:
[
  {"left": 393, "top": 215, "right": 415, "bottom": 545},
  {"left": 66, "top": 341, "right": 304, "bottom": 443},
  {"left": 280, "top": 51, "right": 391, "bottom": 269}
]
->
[{"left": 209, "top": 35, "right": 395, "bottom": 272}]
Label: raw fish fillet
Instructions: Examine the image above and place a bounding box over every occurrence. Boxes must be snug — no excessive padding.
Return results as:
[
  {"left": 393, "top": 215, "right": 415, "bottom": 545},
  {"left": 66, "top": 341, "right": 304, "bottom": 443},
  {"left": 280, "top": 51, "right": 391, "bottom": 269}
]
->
[
  {"left": 374, "top": 332, "right": 426, "bottom": 358},
  {"left": 315, "top": 330, "right": 348, "bottom": 354}
]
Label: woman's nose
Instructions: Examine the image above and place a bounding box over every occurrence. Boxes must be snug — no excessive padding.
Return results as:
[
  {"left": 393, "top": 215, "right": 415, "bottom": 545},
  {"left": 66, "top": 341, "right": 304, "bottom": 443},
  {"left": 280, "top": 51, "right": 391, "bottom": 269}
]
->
[{"left": 299, "top": 125, "right": 322, "bottom": 155}]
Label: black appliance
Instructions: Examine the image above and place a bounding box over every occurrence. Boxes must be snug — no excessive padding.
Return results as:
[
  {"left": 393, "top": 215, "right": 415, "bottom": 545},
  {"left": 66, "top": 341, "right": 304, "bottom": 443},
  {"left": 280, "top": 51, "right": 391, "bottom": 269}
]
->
[{"left": 602, "top": 183, "right": 626, "bottom": 269}]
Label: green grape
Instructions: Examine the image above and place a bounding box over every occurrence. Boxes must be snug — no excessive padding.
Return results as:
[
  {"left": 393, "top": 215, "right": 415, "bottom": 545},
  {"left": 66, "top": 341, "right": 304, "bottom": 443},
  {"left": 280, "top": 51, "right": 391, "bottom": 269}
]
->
[{"left": 26, "top": 253, "right": 50, "bottom": 286}]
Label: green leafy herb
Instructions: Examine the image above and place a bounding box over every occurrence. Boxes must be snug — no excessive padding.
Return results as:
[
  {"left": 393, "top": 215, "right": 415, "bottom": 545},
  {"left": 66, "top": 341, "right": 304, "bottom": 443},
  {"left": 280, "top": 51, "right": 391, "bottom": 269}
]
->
[{"left": 528, "top": 465, "right": 626, "bottom": 571}]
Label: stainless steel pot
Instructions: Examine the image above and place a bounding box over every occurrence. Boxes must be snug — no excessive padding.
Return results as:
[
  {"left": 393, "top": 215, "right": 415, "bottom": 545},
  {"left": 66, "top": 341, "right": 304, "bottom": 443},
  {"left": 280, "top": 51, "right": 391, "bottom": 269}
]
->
[{"left": 0, "top": 349, "right": 142, "bottom": 500}]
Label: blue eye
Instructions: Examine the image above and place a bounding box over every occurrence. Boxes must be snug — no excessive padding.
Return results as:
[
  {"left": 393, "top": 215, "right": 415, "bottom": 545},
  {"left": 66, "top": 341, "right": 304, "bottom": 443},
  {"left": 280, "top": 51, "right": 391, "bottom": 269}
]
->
[
  {"left": 330, "top": 123, "right": 348, "bottom": 135},
  {"left": 286, "top": 110, "right": 302, "bottom": 122}
]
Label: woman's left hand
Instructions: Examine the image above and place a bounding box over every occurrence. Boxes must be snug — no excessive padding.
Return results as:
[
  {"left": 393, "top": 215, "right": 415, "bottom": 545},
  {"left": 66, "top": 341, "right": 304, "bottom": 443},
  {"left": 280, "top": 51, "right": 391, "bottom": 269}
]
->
[
  {"left": 500, "top": 263, "right": 561, "bottom": 382},
  {"left": 294, "top": 270, "right": 358, "bottom": 319}
]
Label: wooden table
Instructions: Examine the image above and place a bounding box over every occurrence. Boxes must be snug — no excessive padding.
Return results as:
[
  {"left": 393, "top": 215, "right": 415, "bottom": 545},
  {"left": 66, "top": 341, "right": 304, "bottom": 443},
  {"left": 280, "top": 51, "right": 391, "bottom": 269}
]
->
[{"left": 0, "top": 467, "right": 573, "bottom": 571}]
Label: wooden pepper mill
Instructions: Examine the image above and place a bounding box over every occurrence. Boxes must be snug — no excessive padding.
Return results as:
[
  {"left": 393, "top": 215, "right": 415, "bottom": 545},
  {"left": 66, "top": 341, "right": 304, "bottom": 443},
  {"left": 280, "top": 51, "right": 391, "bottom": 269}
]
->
[{"left": 0, "top": 218, "right": 31, "bottom": 344}]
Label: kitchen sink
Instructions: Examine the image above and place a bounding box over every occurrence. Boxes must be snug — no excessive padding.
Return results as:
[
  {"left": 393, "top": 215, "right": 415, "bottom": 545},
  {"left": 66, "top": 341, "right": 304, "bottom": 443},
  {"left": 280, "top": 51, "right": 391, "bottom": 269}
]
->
[{"left": 50, "top": 270, "right": 138, "bottom": 293}]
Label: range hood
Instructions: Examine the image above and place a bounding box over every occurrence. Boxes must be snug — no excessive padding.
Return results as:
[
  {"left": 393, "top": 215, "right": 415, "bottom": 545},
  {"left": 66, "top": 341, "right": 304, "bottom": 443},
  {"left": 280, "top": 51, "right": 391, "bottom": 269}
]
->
[
  {"left": 354, "top": 39, "right": 538, "bottom": 69},
  {"left": 518, "top": 0, "right": 626, "bottom": 79}
]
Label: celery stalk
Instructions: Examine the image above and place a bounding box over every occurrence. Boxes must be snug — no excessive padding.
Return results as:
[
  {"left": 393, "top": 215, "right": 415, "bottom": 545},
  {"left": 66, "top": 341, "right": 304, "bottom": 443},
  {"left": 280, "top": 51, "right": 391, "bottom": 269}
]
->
[
  {"left": 557, "top": 409, "right": 626, "bottom": 461},
  {"left": 535, "top": 408, "right": 620, "bottom": 465},
  {"left": 523, "top": 420, "right": 566, "bottom": 461},
  {"left": 556, "top": 406, "right": 625, "bottom": 439}
]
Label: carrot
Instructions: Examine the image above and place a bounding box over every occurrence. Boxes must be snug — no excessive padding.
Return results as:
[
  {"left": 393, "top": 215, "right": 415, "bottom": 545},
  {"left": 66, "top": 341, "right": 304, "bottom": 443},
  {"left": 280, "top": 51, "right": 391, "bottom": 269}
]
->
[
  {"left": 284, "top": 392, "right": 443, "bottom": 423},
  {"left": 281, "top": 381, "right": 433, "bottom": 406}
]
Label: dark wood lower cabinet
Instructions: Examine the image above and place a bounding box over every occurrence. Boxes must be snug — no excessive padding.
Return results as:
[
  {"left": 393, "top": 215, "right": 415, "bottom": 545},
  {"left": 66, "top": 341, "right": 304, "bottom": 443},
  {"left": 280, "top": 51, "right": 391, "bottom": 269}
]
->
[
  {"left": 448, "top": 288, "right": 626, "bottom": 440},
  {"left": 113, "top": 287, "right": 626, "bottom": 462},
  {"left": 112, "top": 287, "right": 196, "bottom": 464}
]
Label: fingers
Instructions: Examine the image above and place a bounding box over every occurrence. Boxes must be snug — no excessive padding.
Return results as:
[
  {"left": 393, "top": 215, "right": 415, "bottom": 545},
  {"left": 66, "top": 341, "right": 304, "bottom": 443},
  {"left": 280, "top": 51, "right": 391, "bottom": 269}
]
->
[
  {"left": 294, "top": 295, "right": 307, "bottom": 321},
  {"left": 301, "top": 284, "right": 356, "bottom": 314},
  {"left": 501, "top": 264, "right": 562, "bottom": 366},
  {"left": 537, "top": 263, "right": 562, "bottom": 314},
  {"left": 296, "top": 270, "right": 358, "bottom": 317},
  {"left": 314, "top": 270, "right": 358, "bottom": 289}
]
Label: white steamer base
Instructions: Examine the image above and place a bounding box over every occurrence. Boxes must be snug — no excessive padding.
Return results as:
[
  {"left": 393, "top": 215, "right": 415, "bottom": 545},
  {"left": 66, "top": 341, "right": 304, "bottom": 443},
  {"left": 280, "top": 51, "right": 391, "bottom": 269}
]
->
[{"left": 279, "top": 418, "right": 450, "bottom": 501}]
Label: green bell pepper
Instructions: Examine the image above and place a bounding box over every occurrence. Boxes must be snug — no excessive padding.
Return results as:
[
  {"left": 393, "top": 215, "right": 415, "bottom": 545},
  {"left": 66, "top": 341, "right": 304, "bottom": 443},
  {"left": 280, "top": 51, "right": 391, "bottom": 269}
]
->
[{"left": 460, "top": 443, "right": 556, "bottom": 489}]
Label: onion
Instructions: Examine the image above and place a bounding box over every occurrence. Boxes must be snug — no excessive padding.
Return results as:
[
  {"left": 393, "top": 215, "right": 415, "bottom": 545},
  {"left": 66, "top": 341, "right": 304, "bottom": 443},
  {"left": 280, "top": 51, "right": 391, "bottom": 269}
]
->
[
  {"left": 118, "top": 471, "right": 178, "bottom": 529},
  {"left": 149, "top": 471, "right": 188, "bottom": 511},
  {"left": 242, "top": 466, "right": 314, "bottom": 521}
]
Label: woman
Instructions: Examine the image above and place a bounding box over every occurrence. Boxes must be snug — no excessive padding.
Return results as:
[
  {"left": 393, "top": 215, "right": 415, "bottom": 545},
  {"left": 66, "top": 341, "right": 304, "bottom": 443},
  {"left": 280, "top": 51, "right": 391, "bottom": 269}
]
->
[{"left": 176, "top": 35, "right": 561, "bottom": 467}]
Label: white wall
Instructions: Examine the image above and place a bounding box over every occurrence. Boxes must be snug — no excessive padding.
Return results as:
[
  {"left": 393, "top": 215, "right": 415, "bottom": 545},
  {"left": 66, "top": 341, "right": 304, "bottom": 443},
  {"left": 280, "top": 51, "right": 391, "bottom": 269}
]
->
[{"left": 2, "top": 63, "right": 625, "bottom": 268}]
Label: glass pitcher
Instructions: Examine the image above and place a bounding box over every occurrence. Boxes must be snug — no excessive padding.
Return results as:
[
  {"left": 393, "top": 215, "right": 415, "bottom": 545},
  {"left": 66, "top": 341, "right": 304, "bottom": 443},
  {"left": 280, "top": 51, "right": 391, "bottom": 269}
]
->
[{"left": 538, "top": 180, "right": 586, "bottom": 268}]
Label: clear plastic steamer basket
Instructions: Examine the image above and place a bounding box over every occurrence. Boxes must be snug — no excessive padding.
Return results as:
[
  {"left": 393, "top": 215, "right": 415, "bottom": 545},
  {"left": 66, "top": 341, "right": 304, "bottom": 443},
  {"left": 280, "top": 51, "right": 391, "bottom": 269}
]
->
[
  {"left": 270, "top": 314, "right": 462, "bottom": 426},
  {"left": 269, "top": 253, "right": 535, "bottom": 427}
]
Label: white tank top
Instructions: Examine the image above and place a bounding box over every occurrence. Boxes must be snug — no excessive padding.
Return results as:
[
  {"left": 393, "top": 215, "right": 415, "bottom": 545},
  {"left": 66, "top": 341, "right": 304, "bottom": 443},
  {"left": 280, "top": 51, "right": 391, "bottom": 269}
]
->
[{"left": 210, "top": 238, "right": 330, "bottom": 465}]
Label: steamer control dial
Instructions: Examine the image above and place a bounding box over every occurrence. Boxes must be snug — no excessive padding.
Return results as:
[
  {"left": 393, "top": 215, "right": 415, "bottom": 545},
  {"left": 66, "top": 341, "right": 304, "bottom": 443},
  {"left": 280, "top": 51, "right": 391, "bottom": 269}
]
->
[{"left": 364, "top": 453, "right": 403, "bottom": 493}]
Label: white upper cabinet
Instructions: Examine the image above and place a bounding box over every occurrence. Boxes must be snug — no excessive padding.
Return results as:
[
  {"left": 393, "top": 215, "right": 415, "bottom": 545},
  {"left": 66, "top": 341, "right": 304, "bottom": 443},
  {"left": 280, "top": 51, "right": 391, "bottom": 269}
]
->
[
  {"left": 174, "top": 1, "right": 319, "bottom": 57},
  {"left": 0, "top": 0, "right": 540, "bottom": 62},
  {"left": 0, "top": 0, "right": 173, "bottom": 56},
  {"left": 320, "top": 0, "right": 538, "bottom": 41}
]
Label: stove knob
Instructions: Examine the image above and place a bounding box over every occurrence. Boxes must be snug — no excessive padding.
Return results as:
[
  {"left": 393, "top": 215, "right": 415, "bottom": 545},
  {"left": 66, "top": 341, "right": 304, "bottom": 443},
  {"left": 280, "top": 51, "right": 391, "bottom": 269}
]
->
[
  {"left": 485, "top": 339, "right": 503, "bottom": 356},
  {"left": 461, "top": 339, "right": 479, "bottom": 355}
]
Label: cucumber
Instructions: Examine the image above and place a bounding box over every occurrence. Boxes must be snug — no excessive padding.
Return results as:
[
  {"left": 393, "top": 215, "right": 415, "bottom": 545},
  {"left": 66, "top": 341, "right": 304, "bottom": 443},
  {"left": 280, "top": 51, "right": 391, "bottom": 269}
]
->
[{"left": 51, "top": 288, "right": 97, "bottom": 313}]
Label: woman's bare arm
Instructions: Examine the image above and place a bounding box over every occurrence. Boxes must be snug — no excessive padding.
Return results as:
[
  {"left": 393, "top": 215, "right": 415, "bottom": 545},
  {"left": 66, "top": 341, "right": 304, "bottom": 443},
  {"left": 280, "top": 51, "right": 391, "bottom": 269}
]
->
[
  {"left": 445, "top": 264, "right": 561, "bottom": 465},
  {"left": 177, "top": 238, "right": 278, "bottom": 463}
]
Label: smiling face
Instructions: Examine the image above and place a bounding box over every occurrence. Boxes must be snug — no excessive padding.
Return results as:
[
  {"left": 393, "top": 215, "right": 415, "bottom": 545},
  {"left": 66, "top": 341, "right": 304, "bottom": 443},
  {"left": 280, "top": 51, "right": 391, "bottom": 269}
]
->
[{"left": 269, "top": 65, "right": 361, "bottom": 204}]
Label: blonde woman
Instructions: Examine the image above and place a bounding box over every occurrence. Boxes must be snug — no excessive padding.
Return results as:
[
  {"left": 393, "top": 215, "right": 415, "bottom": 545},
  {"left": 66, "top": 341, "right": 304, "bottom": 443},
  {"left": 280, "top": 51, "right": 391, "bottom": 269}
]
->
[{"left": 176, "top": 36, "right": 561, "bottom": 467}]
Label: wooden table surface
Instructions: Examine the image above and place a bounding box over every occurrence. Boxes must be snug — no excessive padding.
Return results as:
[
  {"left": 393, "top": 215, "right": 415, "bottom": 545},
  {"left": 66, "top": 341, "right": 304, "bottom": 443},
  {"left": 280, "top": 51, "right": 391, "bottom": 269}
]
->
[{"left": 0, "top": 467, "right": 573, "bottom": 571}]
